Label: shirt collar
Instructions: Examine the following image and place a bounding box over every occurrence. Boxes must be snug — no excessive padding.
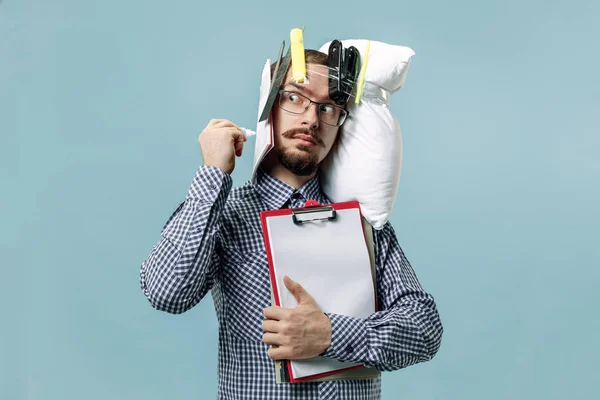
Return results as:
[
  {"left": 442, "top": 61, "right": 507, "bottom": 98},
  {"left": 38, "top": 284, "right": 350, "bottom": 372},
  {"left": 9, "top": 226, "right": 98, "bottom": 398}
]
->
[{"left": 254, "top": 168, "right": 329, "bottom": 210}]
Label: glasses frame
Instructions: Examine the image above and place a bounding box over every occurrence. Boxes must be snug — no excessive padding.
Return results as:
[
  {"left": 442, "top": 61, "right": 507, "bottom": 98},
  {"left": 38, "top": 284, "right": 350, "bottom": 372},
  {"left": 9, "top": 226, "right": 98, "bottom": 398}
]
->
[{"left": 277, "top": 90, "right": 349, "bottom": 127}]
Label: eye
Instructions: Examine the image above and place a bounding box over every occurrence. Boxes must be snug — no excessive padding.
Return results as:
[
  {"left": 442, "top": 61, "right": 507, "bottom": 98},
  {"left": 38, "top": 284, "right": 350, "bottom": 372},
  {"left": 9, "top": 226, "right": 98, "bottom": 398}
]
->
[
  {"left": 287, "top": 92, "right": 303, "bottom": 103},
  {"left": 319, "top": 104, "right": 337, "bottom": 115}
]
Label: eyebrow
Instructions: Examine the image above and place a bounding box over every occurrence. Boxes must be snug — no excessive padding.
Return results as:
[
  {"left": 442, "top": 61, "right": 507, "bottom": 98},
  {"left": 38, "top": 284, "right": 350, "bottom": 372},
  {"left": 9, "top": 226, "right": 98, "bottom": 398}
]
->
[
  {"left": 284, "top": 82, "right": 314, "bottom": 96},
  {"left": 283, "top": 82, "right": 337, "bottom": 105}
]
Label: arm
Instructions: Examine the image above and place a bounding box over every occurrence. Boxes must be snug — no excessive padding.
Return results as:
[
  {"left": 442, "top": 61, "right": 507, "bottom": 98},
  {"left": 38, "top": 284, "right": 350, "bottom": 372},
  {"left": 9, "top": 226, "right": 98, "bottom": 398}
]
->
[
  {"left": 321, "top": 222, "right": 443, "bottom": 371},
  {"left": 139, "top": 166, "right": 232, "bottom": 314}
]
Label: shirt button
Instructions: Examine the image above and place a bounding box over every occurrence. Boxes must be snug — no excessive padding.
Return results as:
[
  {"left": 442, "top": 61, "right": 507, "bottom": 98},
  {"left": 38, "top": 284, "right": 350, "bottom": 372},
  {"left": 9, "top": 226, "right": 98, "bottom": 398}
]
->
[
  {"left": 345, "top": 345, "right": 353, "bottom": 353},
  {"left": 209, "top": 184, "right": 218, "bottom": 190}
]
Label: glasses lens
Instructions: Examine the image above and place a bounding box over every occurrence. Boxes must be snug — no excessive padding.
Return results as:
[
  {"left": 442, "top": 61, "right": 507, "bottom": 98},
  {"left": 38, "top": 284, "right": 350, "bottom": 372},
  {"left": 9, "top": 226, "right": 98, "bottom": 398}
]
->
[
  {"left": 318, "top": 104, "right": 347, "bottom": 126},
  {"left": 278, "top": 91, "right": 348, "bottom": 127},
  {"left": 279, "top": 91, "right": 308, "bottom": 114}
]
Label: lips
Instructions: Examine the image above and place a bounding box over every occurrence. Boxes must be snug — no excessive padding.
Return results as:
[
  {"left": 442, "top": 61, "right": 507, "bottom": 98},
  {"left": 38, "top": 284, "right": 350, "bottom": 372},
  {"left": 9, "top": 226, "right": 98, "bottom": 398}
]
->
[{"left": 293, "top": 134, "right": 317, "bottom": 145}]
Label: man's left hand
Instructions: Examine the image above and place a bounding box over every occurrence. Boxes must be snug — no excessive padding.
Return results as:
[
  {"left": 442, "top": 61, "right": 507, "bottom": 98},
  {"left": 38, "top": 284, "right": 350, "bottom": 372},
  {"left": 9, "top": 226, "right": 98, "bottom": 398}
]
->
[{"left": 262, "top": 275, "right": 332, "bottom": 360}]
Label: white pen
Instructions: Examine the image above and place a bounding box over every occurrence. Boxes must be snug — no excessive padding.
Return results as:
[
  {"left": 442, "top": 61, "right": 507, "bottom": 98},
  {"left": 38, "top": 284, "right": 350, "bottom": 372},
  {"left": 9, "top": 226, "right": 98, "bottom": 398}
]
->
[{"left": 240, "top": 127, "right": 257, "bottom": 138}]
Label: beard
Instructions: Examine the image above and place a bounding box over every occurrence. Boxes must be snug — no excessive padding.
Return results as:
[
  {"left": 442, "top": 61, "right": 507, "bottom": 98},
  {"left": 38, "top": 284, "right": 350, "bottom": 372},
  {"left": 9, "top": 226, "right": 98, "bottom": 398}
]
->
[
  {"left": 278, "top": 145, "right": 319, "bottom": 176},
  {"left": 277, "top": 128, "right": 323, "bottom": 176}
]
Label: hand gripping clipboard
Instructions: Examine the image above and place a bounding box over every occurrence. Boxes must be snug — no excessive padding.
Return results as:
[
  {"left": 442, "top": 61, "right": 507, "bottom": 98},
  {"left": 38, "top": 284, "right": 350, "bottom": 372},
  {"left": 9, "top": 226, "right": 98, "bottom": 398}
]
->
[{"left": 260, "top": 200, "right": 381, "bottom": 383}]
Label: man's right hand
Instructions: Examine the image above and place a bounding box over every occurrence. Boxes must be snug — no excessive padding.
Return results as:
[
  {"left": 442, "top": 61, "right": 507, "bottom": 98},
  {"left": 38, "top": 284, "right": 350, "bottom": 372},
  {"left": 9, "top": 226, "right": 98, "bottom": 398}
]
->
[{"left": 198, "top": 119, "right": 247, "bottom": 174}]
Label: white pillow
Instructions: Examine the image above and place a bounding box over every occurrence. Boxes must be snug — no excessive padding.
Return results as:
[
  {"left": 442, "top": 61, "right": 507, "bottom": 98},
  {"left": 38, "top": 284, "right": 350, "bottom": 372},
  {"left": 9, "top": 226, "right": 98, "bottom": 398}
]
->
[{"left": 317, "top": 40, "right": 415, "bottom": 230}]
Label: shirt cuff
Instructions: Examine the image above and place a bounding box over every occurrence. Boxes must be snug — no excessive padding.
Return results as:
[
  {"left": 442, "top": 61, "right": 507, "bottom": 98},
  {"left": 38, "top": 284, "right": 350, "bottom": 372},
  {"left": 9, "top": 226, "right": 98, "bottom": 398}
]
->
[
  {"left": 186, "top": 165, "right": 233, "bottom": 203},
  {"left": 322, "top": 313, "right": 369, "bottom": 362}
]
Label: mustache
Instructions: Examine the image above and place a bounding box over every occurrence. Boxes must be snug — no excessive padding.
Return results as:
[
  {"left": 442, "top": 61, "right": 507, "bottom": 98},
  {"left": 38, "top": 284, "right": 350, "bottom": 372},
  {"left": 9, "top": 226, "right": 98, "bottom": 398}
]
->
[{"left": 282, "top": 128, "right": 325, "bottom": 147}]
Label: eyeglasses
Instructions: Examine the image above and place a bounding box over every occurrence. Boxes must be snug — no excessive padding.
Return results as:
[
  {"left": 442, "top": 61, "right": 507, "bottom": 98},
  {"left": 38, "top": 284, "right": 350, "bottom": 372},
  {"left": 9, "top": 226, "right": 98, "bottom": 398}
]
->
[{"left": 277, "top": 90, "right": 349, "bottom": 127}]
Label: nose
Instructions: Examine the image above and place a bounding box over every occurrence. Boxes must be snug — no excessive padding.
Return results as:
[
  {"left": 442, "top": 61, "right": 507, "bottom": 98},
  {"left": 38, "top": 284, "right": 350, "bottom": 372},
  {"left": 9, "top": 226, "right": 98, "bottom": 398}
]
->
[{"left": 301, "top": 102, "right": 320, "bottom": 130}]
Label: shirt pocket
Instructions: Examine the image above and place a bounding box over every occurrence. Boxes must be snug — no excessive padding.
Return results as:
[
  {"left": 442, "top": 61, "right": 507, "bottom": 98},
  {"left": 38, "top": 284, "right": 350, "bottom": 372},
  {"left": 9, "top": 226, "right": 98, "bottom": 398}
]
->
[{"left": 221, "top": 248, "right": 272, "bottom": 342}]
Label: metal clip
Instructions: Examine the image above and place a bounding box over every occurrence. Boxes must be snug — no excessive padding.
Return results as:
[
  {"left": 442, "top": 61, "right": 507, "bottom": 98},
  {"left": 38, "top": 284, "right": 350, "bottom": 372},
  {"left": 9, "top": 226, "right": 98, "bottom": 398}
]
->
[
  {"left": 291, "top": 206, "right": 337, "bottom": 225},
  {"left": 328, "top": 40, "right": 360, "bottom": 105}
]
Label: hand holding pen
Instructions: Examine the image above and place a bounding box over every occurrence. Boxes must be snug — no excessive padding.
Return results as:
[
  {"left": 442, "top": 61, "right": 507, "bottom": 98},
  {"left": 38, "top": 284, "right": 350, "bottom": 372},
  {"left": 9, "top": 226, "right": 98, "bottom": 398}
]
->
[{"left": 197, "top": 119, "right": 255, "bottom": 175}]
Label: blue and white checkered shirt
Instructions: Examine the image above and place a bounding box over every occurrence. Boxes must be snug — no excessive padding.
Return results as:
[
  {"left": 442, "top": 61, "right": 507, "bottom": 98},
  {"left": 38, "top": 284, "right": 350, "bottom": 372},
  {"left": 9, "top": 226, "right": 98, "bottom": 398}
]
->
[{"left": 140, "top": 166, "right": 443, "bottom": 400}]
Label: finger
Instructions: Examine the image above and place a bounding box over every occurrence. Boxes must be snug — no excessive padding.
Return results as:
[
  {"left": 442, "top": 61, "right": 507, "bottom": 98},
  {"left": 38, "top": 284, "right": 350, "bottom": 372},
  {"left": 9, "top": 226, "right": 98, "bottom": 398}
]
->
[
  {"left": 264, "top": 306, "right": 290, "bottom": 321},
  {"left": 284, "top": 275, "right": 314, "bottom": 305},
  {"left": 214, "top": 120, "right": 247, "bottom": 142},
  {"left": 234, "top": 135, "right": 245, "bottom": 157},
  {"left": 208, "top": 119, "right": 236, "bottom": 128},
  {"left": 210, "top": 127, "right": 245, "bottom": 157},
  {"left": 229, "top": 128, "right": 245, "bottom": 157},
  {"left": 267, "top": 346, "right": 287, "bottom": 360},
  {"left": 262, "top": 319, "right": 280, "bottom": 333},
  {"left": 206, "top": 119, "right": 224, "bottom": 128},
  {"left": 262, "top": 332, "right": 283, "bottom": 346}
]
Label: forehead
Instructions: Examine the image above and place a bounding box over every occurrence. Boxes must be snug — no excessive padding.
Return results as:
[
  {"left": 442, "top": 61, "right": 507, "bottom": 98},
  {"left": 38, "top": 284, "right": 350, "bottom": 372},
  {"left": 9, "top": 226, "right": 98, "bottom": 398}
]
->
[{"left": 282, "top": 64, "right": 330, "bottom": 102}]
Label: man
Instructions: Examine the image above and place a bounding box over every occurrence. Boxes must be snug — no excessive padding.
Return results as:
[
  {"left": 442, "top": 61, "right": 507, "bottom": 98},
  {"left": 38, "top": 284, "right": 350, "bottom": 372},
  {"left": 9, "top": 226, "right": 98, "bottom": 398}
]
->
[{"left": 140, "top": 49, "right": 443, "bottom": 400}]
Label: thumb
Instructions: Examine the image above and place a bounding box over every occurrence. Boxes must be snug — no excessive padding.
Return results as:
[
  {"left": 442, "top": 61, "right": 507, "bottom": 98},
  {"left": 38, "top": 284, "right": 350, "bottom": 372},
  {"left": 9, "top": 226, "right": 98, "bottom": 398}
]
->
[
  {"left": 234, "top": 129, "right": 245, "bottom": 157},
  {"left": 234, "top": 140, "right": 244, "bottom": 157},
  {"left": 284, "top": 276, "right": 314, "bottom": 305}
]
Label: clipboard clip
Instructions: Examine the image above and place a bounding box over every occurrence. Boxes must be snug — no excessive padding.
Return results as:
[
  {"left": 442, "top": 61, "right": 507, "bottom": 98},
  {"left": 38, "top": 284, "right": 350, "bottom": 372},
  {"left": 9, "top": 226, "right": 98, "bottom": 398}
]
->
[{"left": 291, "top": 203, "right": 337, "bottom": 225}]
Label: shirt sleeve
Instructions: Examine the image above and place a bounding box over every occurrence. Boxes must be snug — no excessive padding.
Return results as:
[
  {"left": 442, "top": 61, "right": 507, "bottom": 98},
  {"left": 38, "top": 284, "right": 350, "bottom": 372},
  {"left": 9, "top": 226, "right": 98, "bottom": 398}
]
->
[
  {"left": 139, "top": 165, "right": 232, "bottom": 314},
  {"left": 321, "top": 222, "right": 443, "bottom": 371}
]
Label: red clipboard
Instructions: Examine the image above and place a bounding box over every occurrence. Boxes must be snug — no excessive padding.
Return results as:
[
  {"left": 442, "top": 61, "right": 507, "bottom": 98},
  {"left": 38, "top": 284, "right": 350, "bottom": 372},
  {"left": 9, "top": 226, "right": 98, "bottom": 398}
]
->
[{"left": 259, "top": 200, "right": 376, "bottom": 383}]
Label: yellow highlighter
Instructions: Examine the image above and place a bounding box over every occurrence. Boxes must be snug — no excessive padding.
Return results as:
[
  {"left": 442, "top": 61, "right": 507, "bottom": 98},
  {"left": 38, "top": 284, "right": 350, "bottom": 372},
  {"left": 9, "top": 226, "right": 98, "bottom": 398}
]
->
[
  {"left": 290, "top": 28, "right": 306, "bottom": 83},
  {"left": 355, "top": 41, "right": 371, "bottom": 104}
]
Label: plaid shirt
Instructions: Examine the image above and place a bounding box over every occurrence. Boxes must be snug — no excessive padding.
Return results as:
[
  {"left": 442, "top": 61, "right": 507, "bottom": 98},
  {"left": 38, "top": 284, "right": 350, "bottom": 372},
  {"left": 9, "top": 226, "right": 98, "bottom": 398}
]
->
[{"left": 140, "top": 166, "right": 443, "bottom": 400}]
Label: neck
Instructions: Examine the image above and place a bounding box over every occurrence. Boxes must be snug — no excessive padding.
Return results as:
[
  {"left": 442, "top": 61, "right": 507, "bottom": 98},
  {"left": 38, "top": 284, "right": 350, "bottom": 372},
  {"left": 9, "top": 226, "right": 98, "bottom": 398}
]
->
[{"left": 261, "top": 157, "right": 315, "bottom": 190}]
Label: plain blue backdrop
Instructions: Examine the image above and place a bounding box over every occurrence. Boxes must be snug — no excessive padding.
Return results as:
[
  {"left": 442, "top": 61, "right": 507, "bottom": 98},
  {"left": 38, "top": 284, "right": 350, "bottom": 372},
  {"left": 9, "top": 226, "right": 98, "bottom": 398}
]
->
[{"left": 1, "top": 0, "right": 599, "bottom": 399}]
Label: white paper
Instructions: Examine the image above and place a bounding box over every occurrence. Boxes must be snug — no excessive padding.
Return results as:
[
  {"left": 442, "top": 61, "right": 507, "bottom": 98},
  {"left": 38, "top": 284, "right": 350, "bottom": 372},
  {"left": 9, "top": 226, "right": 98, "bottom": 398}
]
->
[
  {"left": 266, "top": 208, "right": 375, "bottom": 380},
  {"left": 252, "top": 59, "right": 274, "bottom": 183}
]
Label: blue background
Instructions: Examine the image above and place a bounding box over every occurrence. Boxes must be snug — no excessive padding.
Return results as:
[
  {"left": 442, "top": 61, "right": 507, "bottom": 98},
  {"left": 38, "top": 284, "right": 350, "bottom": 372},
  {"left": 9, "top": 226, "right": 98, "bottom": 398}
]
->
[{"left": 2, "top": 0, "right": 598, "bottom": 399}]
